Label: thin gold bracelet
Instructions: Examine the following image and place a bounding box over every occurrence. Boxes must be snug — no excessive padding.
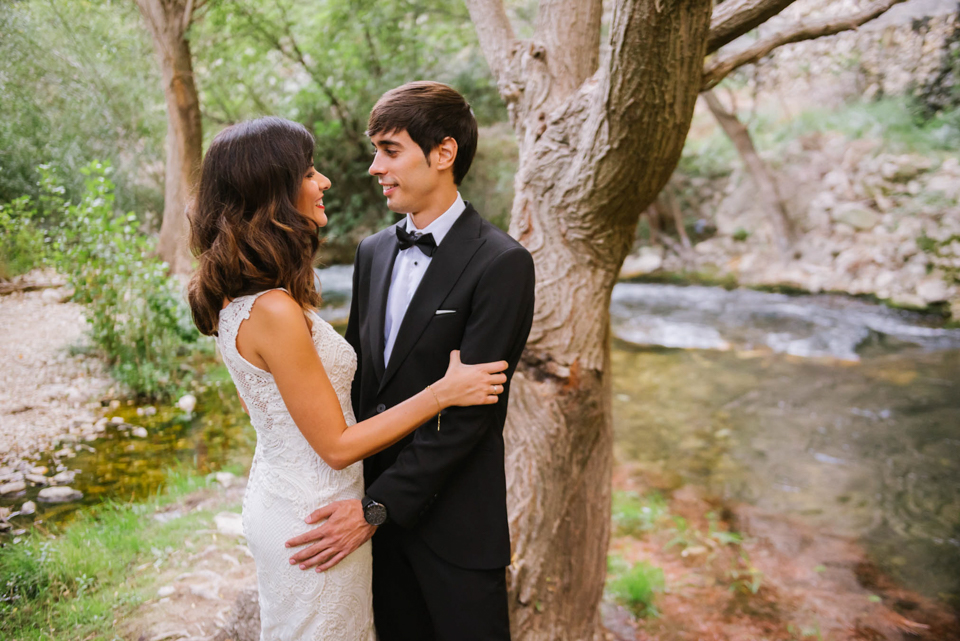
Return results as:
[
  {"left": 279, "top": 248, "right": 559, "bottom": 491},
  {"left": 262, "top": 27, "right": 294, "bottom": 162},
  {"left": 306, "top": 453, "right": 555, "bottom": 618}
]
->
[{"left": 426, "top": 384, "right": 442, "bottom": 431}]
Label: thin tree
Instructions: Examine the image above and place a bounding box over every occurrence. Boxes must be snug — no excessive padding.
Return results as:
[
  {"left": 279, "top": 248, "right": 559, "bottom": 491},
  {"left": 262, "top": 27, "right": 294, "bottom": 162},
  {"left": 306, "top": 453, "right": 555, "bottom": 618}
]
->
[
  {"left": 134, "top": 0, "right": 206, "bottom": 274},
  {"left": 462, "top": 0, "right": 906, "bottom": 638}
]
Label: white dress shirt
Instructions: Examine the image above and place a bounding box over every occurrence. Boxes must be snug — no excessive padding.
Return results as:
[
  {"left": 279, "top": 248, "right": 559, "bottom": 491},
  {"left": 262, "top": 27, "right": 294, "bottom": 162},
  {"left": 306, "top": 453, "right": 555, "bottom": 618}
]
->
[{"left": 383, "top": 193, "right": 466, "bottom": 367}]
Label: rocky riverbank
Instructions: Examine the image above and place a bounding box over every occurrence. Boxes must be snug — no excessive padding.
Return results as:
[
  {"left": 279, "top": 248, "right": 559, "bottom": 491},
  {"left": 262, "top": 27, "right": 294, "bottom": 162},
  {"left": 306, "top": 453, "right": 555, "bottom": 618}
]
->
[
  {"left": 623, "top": 131, "right": 960, "bottom": 319},
  {"left": 0, "top": 271, "right": 115, "bottom": 522}
]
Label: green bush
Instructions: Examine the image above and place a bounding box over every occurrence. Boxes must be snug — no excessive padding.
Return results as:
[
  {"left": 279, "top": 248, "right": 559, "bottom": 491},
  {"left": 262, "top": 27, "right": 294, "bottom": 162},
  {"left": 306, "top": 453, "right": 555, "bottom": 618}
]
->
[
  {"left": 42, "top": 162, "right": 209, "bottom": 398},
  {"left": 606, "top": 557, "right": 666, "bottom": 618},
  {"left": 0, "top": 195, "right": 46, "bottom": 279}
]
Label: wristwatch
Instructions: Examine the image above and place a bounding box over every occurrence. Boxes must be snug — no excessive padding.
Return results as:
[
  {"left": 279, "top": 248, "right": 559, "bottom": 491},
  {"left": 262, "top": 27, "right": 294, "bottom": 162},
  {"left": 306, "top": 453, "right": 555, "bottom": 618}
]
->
[{"left": 361, "top": 495, "right": 388, "bottom": 526}]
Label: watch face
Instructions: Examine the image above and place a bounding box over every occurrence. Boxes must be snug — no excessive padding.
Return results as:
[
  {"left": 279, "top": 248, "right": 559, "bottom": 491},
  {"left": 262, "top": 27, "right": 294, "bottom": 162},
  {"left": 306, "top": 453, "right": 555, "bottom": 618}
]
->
[{"left": 364, "top": 502, "right": 387, "bottom": 526}]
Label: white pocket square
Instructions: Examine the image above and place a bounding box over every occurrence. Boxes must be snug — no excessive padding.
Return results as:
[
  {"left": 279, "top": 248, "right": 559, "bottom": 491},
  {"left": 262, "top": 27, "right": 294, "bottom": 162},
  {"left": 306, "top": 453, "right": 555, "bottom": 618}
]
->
[{"left": 435, "top": 309, "right": 457, "bottom": 315}]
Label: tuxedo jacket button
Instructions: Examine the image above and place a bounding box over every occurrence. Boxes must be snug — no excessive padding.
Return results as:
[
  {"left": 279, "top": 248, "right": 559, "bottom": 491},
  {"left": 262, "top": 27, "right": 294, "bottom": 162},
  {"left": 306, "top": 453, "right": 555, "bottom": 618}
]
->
[{"left": 376, "top": 403, "right": 386, "bottom": 413}]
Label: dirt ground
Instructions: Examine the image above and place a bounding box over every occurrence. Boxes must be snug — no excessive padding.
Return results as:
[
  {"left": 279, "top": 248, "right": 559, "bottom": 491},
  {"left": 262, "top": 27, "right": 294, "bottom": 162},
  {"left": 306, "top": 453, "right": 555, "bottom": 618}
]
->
[{"left": 603, "top": 463, "right": 960, "bottom": 641}]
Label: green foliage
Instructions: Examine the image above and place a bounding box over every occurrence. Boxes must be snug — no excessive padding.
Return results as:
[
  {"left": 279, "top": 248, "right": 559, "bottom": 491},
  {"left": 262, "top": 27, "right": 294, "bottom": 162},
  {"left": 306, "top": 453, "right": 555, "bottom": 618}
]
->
[
  {"left": 0, "top": 467, "right": 228, "bottom": 638},
  {"left": 765, "top": 97, "right": 960, "bottom": 155},
  {"left": 611, "top": 490, "right": 669, "bottom": 536},
  {"left": 0, "top": 0, "right": 165, "bottom": 216},
  {"left": 193, "top": 0, "right": 507, "bottom": 244},
  {"left": 42, "top": 162, "right": 209, "bottom": 399},
  {"left": 606, "top": 556, "right": 666, "bottom": 618},
  {"left": 0, "top": 196, "right": 46, "bottom": 279}
]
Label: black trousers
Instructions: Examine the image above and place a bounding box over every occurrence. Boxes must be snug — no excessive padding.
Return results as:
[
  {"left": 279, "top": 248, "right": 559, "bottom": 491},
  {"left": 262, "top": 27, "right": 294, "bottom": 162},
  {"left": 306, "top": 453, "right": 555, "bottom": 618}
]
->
[{"left": 372, "top": 524, "right": 511, "bottom": 641}]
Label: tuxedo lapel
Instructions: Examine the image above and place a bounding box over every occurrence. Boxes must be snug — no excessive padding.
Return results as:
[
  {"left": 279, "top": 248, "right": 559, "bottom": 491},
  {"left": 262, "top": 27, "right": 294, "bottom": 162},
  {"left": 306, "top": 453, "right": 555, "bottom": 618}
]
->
[
  {"left": 379, "top": 207, "right": 485, "bottom": 393},
  {"left": 366, "top": 224, "right": 401, "bottom": 381}
]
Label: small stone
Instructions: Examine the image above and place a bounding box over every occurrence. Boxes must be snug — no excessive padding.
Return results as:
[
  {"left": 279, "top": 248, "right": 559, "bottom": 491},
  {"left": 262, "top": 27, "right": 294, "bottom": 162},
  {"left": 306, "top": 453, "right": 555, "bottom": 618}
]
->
[
  {"left": 0, "top": 481, "right": 26, "bottom": 495},
  {"left": 131, "top": 426, "right": 148, "bottom": 438},
  {"left": 38, "top": 486, "right": 83, "bottom": 503},
  {"left": 177, "top": 394, "right": 197, "bottom": 414},
  {"left": 108, "top": 399, "right": 121, "bottom": 409},
  {"left": 51, "top": 470, "right": 76, "bottom": 485},
  {"left": 157, "top": 585, "right": 176, "bottom": 598},
  {"left": 832, "top": 204, "right": 879, "bottom": 231},
  {"left": 0, "top": 471, "right": 24, "bottom": 484},
  {"left": 54, "top": 448, "right": 76, "bottom": 459},
  {"left": 0, "top": 507, "right": 11, "bottom": 520},
  {"left": 109, "top": 416, "right": 125, "bottom": 426},
  {"left": 144, "top": 406, "right": 157, "bottom": 416},
  {"left": 917, "top": 278, "right": 951, "bottom": 303},
  {"left": 25, "top": 474, "right": 49, "bottom": 486},
  {"left": 20, "top": 501, "right": 36, "bottom": 516},
  {"left": 214, "top": 471, "right": 236, "bottom": 488},
  {"left": 214, "top": 512, "right": 245, "bottom": 538},
  {"left": 0, "top": 522, "right": 11, "bottom": 532},
  {"left": 30, "top": 466, "right": 48, "bottom": 475}
]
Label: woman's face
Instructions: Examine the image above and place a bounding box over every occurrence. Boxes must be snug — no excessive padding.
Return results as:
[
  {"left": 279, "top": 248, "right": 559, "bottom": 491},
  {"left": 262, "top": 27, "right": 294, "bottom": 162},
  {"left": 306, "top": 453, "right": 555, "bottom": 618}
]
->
[{"left": 295, "top": 166, "right": 332, "bottom": 227}]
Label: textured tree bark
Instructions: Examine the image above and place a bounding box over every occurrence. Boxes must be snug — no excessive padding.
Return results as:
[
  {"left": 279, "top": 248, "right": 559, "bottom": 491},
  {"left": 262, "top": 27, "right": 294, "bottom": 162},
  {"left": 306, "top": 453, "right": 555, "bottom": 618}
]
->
[
  {"left": 134, "top": 0, "right": 202, "bottom": 275},
  {"left": 466, "top": 1, "right": 712, "bottom": 638}
]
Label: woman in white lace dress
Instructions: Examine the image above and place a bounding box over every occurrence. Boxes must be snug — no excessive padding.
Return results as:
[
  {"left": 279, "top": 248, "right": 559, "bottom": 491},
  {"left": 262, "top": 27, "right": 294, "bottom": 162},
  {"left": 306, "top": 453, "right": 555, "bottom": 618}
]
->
[{"left": 185, "top": 117, "right": 508, "bottom": 641}]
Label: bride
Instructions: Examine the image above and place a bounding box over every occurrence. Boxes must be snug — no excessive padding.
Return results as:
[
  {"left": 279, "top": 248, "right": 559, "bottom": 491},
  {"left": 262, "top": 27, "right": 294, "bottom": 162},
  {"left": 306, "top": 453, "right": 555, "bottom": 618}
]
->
[{"left": 186, "top": 117, "right": 508, "bottom": 640}]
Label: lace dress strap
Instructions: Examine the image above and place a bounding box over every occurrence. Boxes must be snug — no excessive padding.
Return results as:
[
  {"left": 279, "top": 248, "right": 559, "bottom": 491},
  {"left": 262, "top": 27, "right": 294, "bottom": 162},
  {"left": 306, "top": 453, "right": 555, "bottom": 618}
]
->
[{"left": 218, "top": 289, "right": 285, "bottom": 377}]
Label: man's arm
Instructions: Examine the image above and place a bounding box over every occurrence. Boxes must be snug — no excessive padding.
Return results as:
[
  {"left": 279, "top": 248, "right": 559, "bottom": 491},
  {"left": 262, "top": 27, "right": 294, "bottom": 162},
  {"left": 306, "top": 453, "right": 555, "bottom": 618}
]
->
[
  {"left": 364, "top": 246, "right": 536, "bottom": 527},
  {"left": 285, "top": 245, "right": 535, "bottom": 570}
]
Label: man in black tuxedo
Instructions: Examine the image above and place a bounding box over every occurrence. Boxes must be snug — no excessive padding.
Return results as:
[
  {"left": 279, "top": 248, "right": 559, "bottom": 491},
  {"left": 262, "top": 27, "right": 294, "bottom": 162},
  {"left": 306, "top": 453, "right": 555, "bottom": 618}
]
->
[{"left": 285, "top": 81, "right": 535, "bottom": 640}]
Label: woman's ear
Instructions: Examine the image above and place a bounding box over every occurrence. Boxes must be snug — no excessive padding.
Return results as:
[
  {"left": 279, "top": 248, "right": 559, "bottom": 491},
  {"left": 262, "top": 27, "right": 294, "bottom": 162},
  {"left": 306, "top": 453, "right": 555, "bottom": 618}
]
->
[{"left": 434, "top": 136, "right": 459, "bottom": 173}]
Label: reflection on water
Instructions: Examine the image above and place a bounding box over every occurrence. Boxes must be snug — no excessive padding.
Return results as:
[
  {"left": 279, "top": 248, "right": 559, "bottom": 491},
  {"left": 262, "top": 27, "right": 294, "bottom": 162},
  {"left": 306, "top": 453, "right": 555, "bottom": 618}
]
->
[{"left": 612, "top": 344, "right": 960, "bottom": 606}]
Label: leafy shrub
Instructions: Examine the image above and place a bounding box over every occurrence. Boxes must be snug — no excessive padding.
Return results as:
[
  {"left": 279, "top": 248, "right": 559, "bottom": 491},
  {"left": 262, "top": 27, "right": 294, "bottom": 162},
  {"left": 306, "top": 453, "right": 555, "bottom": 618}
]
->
[
  {"left": 606, "top": 557, "right": 666, "bottom": 618},
  {"left": 0, "top": 195, "right": 46, "bottom": 279},
  {"left": 41, "top": 162, "right": 209, "bottom": 398}
]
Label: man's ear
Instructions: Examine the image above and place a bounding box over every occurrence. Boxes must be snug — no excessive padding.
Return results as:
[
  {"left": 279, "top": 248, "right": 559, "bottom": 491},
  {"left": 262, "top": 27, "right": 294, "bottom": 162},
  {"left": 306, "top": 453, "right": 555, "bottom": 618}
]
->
[{"left": 434, "top": 136, "right": 458, "bottom": 173}]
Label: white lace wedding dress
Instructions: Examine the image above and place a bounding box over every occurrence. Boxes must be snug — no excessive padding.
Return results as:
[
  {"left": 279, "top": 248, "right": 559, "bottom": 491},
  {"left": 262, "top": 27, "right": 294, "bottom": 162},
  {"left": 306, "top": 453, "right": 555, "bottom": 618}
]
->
[{"left": 218, "top": 290, "right": 376, "bottom": 641}]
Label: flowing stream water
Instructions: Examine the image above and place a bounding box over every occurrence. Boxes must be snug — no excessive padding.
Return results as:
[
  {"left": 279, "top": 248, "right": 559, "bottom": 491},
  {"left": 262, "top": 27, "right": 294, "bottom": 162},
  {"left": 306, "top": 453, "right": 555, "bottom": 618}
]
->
[{"left": 2, "top": 266, "right": 958, "bottom": 608}]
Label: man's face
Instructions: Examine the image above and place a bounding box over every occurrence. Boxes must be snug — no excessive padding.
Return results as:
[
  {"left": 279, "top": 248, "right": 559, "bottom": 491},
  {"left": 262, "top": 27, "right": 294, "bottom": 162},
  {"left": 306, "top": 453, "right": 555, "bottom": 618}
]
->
[{"left": 368, "top": 129, "right": 440, "bottom": 215}]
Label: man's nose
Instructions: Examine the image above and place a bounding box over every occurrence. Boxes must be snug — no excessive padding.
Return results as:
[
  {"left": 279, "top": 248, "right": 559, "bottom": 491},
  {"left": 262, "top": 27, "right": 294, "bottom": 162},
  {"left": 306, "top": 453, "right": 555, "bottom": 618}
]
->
[{"left": 369, "top": 155, "right": 384, "bottom": 176}]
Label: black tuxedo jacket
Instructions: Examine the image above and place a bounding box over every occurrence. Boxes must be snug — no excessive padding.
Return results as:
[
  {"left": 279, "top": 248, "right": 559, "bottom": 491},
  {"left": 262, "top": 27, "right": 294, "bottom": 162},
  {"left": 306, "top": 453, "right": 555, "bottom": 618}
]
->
[{"left": 344, "top": 204, "right": 535, "bottom": 570}]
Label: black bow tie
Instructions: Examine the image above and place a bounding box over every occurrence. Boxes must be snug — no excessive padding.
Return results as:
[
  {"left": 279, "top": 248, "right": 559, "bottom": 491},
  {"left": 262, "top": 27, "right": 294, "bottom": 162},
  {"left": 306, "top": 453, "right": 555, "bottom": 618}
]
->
[{"left": 396, "top": 226, "right": 438, "bottom": 257}]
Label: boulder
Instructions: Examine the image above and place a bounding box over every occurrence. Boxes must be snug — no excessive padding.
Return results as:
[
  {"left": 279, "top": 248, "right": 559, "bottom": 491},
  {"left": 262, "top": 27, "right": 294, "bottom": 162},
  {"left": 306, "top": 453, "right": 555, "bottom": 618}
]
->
[
  {"left": 832, "top": 204, "right": 879, "bottom": 231},
  {"left": 214, "top": 512, "right": 245, "bottom": 538},
  {"left": 51, "top": 470, "right": 77, "bottom": 485},
  {"left": 131, "top": 426, "right": 148, "bottom": 438},
  {"left": 38, "top": 486, "right": 83, "bottom": 503},
  {"left": 25, "top": 474, "right": 49, "bottom": 486},
  {"left": 214, "top": 471, "right": 237, "bottom": 488},
  {"left": 177, "top": 394, "right": 197, "bottom": 414},
  {"left": 20, "top": 501, "right": 36, "bottom": 516},
  {"left": 0, "top": 480, "right": 26, "bottom": 496}
]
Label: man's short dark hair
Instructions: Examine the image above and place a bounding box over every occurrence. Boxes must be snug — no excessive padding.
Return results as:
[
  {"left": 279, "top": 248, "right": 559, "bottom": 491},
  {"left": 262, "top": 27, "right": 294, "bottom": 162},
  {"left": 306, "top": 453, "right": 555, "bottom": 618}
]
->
[{"left": 367, "top": 81, "right": 478, "bottom": 185}]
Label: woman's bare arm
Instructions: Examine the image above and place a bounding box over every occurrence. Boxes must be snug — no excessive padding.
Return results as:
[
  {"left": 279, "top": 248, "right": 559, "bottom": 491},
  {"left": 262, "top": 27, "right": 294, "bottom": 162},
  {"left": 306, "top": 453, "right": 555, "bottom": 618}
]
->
[{"left": 235, "top": 290, "right": 506, "bottom": 470}]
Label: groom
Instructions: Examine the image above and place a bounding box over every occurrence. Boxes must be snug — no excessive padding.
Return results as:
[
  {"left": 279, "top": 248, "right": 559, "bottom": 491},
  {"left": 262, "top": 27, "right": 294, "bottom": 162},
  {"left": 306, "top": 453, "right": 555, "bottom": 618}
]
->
[{"left": 285, "top": 81, "right": 535, "bottom": 640}]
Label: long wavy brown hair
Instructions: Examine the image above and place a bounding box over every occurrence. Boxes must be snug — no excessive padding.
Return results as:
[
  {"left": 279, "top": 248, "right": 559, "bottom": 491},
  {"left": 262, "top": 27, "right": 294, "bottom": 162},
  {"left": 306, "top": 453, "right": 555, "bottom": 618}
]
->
[{"left": 187, "top": 117, "right": 321, "bottom": 336}]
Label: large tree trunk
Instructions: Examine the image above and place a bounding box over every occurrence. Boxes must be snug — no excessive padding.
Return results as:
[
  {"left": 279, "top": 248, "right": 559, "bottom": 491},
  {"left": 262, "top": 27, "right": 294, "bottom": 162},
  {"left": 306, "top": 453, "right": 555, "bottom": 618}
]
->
[
  {"left": 466, "top": 1, "right": 713, "bottom": 638},
  {"left": 135, "top": 0, "right": 202, "bottom": 275}
]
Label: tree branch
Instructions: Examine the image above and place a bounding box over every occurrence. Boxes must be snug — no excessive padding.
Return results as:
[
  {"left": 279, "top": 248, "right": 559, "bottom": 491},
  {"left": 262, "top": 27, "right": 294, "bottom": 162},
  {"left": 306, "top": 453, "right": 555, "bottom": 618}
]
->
[
  {"left": 707, "top": 0, "right": 800, "bottom": 54},
  {"left": 702, "top": 0, "right": 907, "bottom": 91},
  {"left": 463, "top": 0, "right": 516, "bottom": 84}
]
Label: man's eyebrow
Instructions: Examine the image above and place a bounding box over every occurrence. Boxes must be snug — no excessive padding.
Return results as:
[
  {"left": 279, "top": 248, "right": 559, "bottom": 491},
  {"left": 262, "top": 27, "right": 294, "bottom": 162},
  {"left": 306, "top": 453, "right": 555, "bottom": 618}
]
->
[{"left": 375, "top": 139, "right": 400, "bottom": 148}]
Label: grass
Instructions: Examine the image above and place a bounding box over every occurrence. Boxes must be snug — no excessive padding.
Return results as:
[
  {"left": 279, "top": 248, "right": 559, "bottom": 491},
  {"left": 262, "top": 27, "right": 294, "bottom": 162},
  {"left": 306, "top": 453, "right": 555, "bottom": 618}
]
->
[
  {"left": 606, "top": 556, "right": 666, "bottom": 618},
  {"left": 0, "top": 464, "right": 244, "bottom": 640},
  {"left": 611, "top": 490, "right": 669, "bottom": 536}
]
